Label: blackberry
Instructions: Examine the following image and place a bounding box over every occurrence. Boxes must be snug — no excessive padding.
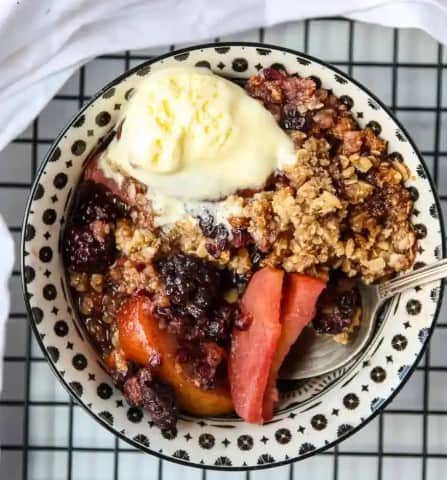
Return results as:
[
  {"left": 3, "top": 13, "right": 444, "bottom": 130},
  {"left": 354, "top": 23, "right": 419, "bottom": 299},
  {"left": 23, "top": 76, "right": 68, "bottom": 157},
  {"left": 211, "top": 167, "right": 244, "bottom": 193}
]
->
[
  {"left": 205, "top": 242, "right": 221, "bottom": 259},
  {"left": 205, "top": 224, "right": 229, "bottom": 259},
  {"left": 122, "top": 368, "right": 178, "bottom": 431},
  {"left": 197, "top": 210, "right": 216, "bottom": 237},
  {"left": 234, "top": 310, "right": 252, "bottom": 330},
  {"left": 197, "top": 211, "right": 229, "bottom": 258},
  {"left": 263, "top": 67, "right": 287, "bottom": 81},
  {"left": 157, "top": 254, "right": 221, "bottom": 318},
  {"left": 158, "top": 301, "right": 237, "bottom": 344},
  {"left": 176, "top": 341, "right": 226, "bottom": 390},
  {"left": 339, "top": 291, "right": 358, "bottom": 310},
  {"left": 313, "top": 285, "right": 360, "bottom": 335},
  {"left": 326, "top": 134, "right": 341, "bottom": 157},
  {"left": 221, "top": 268, "right": 250, "bottom": 291},
  {"left": 281, "top": 105, "right": 313, "bottom": 132},
  {"left": 207, "top": 302, "right": 236, "bottom": 342},
  {"left": 141, "top": 380, "right": 178, "bottom": 431},
  {"left": 123, "top": 375, "right": 143, "bottom": 406},
  {"left": 156, "top": 254, "right": 238, "bottom": 343},
  {"left": 73, "top": 181, "right": 127, "bottom": 225},
  {"left": 249, "top": 245, "right": 262, "bottom": 267},
  {"left": 63, "top": 224, "right": 115, "bottom": 273}
]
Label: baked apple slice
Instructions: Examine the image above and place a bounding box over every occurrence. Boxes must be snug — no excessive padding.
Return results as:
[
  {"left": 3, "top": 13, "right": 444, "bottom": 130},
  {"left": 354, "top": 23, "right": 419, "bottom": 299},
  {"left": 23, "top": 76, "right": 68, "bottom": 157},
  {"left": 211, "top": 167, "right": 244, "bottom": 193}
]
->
[
  {"left": 228, "top": 267, "right": 284, "bottom": 423},
  {"left": 262, "top": 273, "right": 326, "bottom": 420},
  {"left": 117, "top": 296, "right": 233, "bottom": 416}
]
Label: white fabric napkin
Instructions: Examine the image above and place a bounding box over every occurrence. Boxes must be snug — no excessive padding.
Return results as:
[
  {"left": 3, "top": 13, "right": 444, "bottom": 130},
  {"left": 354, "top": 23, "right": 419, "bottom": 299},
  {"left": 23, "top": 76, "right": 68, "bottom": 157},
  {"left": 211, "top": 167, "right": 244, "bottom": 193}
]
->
[
  {"left": 0, "top": 216, "right": 14, "bottom": 393},
  {"left": 0, "top": 0, "right": 446, "bottom": 152}
]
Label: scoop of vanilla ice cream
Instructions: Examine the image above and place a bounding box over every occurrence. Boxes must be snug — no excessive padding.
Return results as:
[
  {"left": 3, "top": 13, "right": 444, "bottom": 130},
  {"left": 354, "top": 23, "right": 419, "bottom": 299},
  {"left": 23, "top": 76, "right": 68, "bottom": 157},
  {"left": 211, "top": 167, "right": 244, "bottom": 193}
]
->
[
  {"left": 103, "top": 67, "right": 238, "bottom": 182},
  {"left": 121, "top": 67, "right": 237, "bottom": 174}
]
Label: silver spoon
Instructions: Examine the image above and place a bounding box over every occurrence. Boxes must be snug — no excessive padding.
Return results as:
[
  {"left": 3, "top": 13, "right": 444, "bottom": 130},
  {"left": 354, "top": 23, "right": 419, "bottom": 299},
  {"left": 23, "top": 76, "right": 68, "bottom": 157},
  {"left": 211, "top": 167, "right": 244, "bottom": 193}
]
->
[{"left": 280, "top": 259, "right": 447, "bottom": 380}]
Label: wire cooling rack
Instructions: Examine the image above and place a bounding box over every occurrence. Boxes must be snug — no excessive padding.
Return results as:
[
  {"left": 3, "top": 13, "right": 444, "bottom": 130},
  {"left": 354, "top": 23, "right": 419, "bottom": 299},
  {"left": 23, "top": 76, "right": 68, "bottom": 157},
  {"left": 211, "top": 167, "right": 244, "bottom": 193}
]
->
[{"left": 1, "top": 17, "right": 447, "bottom": 480}]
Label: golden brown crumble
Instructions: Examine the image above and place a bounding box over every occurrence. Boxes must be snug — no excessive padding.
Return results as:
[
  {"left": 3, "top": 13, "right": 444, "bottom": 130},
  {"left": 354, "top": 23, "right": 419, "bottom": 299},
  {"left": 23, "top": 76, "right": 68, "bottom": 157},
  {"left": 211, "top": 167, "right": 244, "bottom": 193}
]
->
[{"left": 225, "top": 136, "right": 416, "bottom": 284}]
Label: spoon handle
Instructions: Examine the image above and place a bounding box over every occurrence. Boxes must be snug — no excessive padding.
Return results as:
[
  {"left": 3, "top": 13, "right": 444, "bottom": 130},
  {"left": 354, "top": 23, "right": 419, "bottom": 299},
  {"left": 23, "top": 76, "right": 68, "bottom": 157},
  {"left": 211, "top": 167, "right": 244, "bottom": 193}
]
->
[{"left": 379, "top": 258, "right": 447, "bottom": 300}]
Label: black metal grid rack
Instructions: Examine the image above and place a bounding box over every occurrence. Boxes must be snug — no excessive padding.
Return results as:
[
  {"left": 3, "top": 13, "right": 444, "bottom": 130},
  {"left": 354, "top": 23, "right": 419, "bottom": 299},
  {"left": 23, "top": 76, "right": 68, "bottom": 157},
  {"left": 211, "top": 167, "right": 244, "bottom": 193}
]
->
[{"left": 1, "top": 17, "right": 447, "bottom": 480}]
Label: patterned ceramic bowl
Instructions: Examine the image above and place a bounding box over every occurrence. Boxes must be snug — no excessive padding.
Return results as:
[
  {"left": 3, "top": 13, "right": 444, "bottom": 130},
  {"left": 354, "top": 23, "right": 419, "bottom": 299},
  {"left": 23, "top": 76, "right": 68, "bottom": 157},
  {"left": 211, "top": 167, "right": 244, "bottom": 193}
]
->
[{"left": 21, "top": 43, "right": 445, "bottom": 470}]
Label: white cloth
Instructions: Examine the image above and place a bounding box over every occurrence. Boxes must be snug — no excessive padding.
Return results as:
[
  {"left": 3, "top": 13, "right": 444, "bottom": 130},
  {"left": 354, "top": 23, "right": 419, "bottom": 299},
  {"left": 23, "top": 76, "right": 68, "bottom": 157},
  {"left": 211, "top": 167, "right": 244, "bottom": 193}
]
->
[
  {"left": 0, "top": 0, "right": 446, "bottom": 151},
  {"left": 0, "top": 216, "right": 14, "bottom": 393}
]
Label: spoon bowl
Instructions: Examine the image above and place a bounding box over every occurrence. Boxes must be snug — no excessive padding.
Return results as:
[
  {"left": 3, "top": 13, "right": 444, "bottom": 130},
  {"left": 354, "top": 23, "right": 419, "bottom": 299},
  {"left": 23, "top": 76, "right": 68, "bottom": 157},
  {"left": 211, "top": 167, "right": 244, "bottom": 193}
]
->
[{"left": 280, "top": 259, "right": 447, "bottom": 380}]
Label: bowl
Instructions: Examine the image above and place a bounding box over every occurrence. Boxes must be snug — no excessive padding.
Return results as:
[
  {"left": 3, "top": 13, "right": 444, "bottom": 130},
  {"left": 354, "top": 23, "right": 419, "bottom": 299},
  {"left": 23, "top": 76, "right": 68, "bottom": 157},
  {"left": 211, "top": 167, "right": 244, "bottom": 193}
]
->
[{"left": 21, "top": 42, "right": 445, "bottom": 470}]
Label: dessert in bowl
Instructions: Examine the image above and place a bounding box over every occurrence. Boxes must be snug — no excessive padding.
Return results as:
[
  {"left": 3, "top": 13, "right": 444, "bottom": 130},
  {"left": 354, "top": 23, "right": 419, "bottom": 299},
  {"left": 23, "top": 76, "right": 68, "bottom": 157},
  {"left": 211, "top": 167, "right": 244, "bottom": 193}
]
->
[{"left": 22, "top": 44, "right": 444, "bottom": 469}]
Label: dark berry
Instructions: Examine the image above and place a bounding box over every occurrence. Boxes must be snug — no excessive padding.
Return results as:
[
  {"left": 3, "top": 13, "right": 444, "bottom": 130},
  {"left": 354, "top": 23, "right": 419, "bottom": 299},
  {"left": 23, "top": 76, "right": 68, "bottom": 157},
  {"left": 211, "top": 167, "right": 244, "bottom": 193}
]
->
[
  {"left": 138, "top": 367, "right": 153, "bottom": 385},
  {"left": 122, "top": 368, "right": 153, "bottom": 407},
  {"left": 221, "top": 269, "right": 251, "bottom": 292},
  {"left": 198, "top": 213, "right": 229, "bottom": 257},
  {"left": 263, "top": 67, "right": 286, "bottom": 81},
  {"left": 205, "top": 224, "right": 229, "bottom": 259},
  {"left": 206, "top": 241, "right": 221, "bottom": 259},
  {"left": 197, "top": 211, "right": 216, "bottom": 237},
  {"left": 339, "top": 291, "right": 358, "bottom": 310},
  {"left": 141, "top": 380, "right": 178, "bottom": 431},
  {"left": 313, "top": 281, "right": 360, "bottom": 335},
  {"left": 73, "top": 181, "right": 127, "bottom": 225},
  {"left": 176, "top": 341, "right": 225, "bottom": 390},
  {"left": 122, "top": 368, "right": 178, "bottom": 432},
  {"left": 123, "top": 376, "right": 143, "bottom": 406},
  {"left": 249, "top": 246, "right": 262, "bottom": 266},
  {"left": 207, "top": 302, "right": 236, "bottom": 342},
  {"left": 326, "top": 134, "right": 341, "bottom": 157},
  {"left": 63, "top": 224, "right": 115, "bottom": 273},
  {"left": 156, "top": 254, "right": 237, "bottom": 343},
  {"left": 158, "top": 254, "right": 222, "bottom": 317},
  {"left": 154, "top": 305, "right": 176, "bottom": 322},
  {"left": 234, "top": 310, "right": 252, "bottom": 330},
  {"left": 281, "top": 105, "right": 313, "bottom": 132},
  {"left": 234, "top": 272, "right": 251, "bottom": 291},
  {"left": 176, "top": 346, "right": 192, "bottom": 364}
]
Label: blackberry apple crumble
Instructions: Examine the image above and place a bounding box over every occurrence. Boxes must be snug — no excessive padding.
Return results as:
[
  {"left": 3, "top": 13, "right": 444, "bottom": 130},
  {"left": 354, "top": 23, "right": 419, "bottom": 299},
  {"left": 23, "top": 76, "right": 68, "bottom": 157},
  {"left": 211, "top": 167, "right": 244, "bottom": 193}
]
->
[{"left": 64, "top": 66, "right": 416, "bottom": 429}]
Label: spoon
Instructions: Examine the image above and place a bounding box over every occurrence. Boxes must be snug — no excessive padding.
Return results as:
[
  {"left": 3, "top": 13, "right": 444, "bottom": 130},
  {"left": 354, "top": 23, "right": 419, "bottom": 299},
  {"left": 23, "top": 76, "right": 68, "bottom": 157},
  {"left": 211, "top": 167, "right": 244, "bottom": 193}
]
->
[{"left": 280, "top": 259, "right": 447, "bottom": 380}]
